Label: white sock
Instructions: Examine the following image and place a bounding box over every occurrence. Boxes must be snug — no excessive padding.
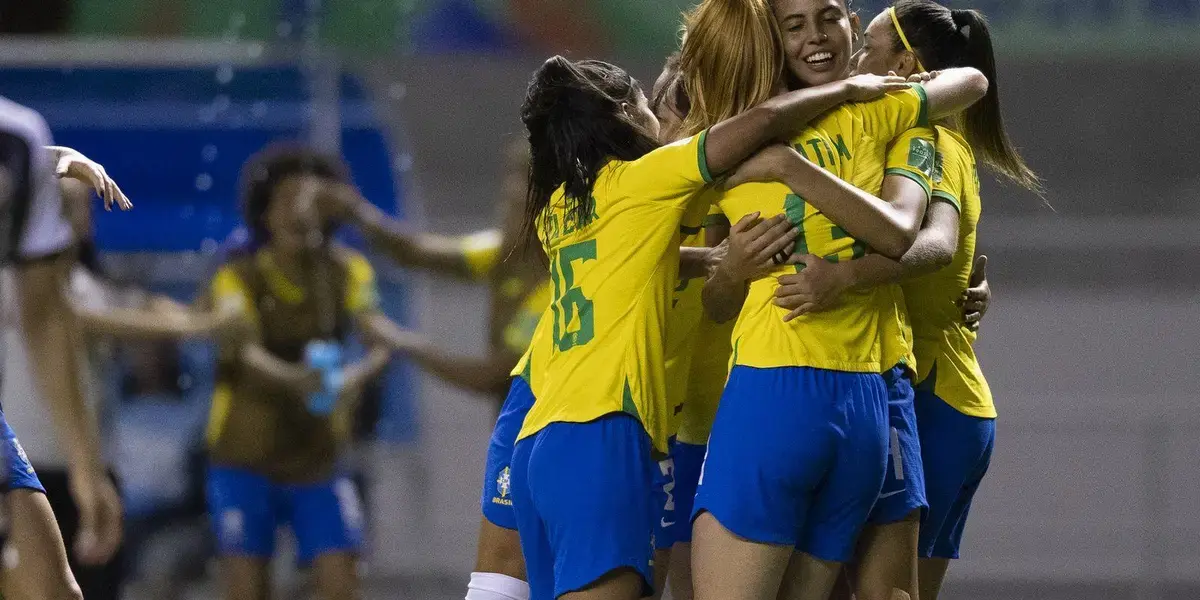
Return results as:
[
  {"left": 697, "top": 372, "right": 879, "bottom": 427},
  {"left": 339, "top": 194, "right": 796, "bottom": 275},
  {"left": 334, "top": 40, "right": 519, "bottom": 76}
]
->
[{"left": 466, "top": 571, "right": 531, "bottom": 600}]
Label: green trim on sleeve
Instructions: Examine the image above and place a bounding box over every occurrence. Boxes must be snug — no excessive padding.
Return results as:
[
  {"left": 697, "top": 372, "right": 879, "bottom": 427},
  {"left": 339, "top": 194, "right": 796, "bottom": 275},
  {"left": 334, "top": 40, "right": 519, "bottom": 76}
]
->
[
  {"left": 697, "top": 128, "right": 714, "bottom": 183},
  {"left": 679, "top": 224, "right": 703, "bottom": 236},
  {"left": 885, "top": 167, "right": 932, "bottom": 199},
  {"left": 703, "top": 213, "right": 730, "bottom": 228},
  {"left": 908, "top": 82, "right": 929, "bottom": 128},
  {"left": 931, "top": 191, "right": 962, "bottom": 213}
]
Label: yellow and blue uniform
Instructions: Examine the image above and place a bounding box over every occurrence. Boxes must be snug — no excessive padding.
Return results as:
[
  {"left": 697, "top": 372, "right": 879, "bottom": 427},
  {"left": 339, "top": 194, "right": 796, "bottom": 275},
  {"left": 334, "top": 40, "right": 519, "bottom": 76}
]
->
[
  {"left": 854, "top": 127, "right": 937, "bottom": 525},
  {"left": 905, "top": 126, "right": 996, "bottom": 559},
  {"left": 508, "top": 132, "right": 712, "bottom": 600},
  {"left": 694, "top": 86, "right": 933, "bottom": 561},
  {"left": 480, "top": 277, "right": 552, "bottom": 530},
  {"left": 205, "top": 248, "right": 377, "bottom": 564},
  {"left": 654, "top": 198, "right": 723, "bottom": 549}
]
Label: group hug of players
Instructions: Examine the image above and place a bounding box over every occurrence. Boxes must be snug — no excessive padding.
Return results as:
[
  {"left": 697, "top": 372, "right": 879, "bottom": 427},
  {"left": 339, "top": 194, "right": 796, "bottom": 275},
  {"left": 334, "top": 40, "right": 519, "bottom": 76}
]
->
[
  {"left": 458, "top": 1, "right": 1041, "bottom": 600},
  {"left": 0, "top": 1, "right": 1037, "bottom": 600}
]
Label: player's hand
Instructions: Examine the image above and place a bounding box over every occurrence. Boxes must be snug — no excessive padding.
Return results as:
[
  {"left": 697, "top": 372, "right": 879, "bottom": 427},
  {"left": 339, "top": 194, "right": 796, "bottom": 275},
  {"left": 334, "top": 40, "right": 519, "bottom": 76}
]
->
[
  {"left": 842, "top": 73, "right": 910, "bottom": 102},
  {"left": 717, "top": 213, "right": 800, "bottom": 283},
  {"left": 322, "top": 181, "right": 368, "bottom": 224},
  {"left": 773, "top": 254, "right": 853, "bottom": 321},
  {"left": 724, "top": 145, "right": 803, "bottom": 189},
  {"left": 703, "top": 239, "right": 729, "bottom": 278},
  {"left": 960, "top": 255, "right": 990, "bottom": 331},
  {"left": 50, "top": 146, "right": 133, "bottom": 211},
  {"left": 68, "top": 467, "right": 123, "bottom": 565},
  {"left": 892, "top": 70, "right": 940, "bottom": 84}
]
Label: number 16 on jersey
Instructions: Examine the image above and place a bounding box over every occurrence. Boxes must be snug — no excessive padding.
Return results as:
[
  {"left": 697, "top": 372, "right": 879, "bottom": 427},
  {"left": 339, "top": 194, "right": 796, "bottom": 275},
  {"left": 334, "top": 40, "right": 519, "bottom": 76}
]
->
[{"left": 550, "top": 240, "right": 596, "bottom": 351}]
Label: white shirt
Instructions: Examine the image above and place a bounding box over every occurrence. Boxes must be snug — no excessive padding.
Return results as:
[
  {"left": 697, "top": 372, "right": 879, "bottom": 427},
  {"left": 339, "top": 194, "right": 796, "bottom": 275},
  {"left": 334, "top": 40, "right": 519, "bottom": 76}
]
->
[{"left": 0, "top": 265, "right": 111, "bottom": 467}]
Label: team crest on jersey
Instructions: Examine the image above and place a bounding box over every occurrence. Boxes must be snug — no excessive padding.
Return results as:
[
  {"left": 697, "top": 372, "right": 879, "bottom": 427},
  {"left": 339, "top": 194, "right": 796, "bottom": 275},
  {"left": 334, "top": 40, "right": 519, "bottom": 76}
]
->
[
  {"left": 907, "top": 138, "right": 936, "bottom": 178},
  {"left": 932, "top": 152, "right": 946, "bottom": 184},
  {"left": 492, "top": 466, "right": 512, "bottom": 506},
  {"left": 11, "top": 438, "right": 32, "bottom": 474}
]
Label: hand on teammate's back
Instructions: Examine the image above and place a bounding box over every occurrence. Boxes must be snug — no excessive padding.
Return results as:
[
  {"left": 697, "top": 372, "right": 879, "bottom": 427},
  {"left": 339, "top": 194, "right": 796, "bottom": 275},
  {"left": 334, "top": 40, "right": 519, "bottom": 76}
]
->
[
  {"left": 961, "top": 255, "right": 990, "bottom": 331},
  {"left": 69, "top": 468, "right": 124, "bottom": 565},
  {"left": 715, "top": 212, "right": 800, "bottom": 284},
  {"left": 841, "top": 73, "right": 911, "bottom": 102},
  {"left": 773, "top": 256, "right": 854, "bottom": 321}
]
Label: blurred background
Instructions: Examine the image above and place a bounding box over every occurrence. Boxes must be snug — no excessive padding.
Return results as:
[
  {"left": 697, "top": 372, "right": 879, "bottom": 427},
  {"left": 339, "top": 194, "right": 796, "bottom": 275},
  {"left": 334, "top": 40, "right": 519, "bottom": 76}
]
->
[{"left": 1, "top": 0, "right": 1198, "bottom": 598}]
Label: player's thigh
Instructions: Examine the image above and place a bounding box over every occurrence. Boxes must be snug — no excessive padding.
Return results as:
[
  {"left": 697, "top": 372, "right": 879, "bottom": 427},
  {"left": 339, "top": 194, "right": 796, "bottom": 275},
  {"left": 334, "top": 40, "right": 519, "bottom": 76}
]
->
[
  {"left": 312, "top": 551, "right": 360, "bottom": 600},
  {"left": 667, "top": 542, "right": 694, "bottom": 600},
  {"left": 776, "top": 551, "right": 842, "bottom": 600},
  {"left": 475, "top": 515, "right": 526, "bottom": 580},
  {"left": 2, "top": 489, "right": 82, "bottom": 600},
  {"left": 691, "top": 512, "right": 792, "bottom": 600},
  {"left": 218, "top": 555, "right": 270, "bottom": 600},
  {"left": 560, "top": 567, "right": 645, "bottom": 600},
  {"left": 917, "top": 558, "right": 951, "bottom": 600},
  {"left": 853, "top": 513, "right": 920, "bottom": 600}
]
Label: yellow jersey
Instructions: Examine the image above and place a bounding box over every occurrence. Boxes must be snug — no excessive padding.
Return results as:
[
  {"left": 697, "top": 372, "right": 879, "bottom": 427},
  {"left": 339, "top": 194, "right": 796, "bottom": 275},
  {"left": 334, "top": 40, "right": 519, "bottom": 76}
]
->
[
  {"left": 717, "top": 85, "right": 933, "bottom": 373},
  {"left": 206, "top": 248, "right": 379, "bottom": 481},
  {"left": 675, "top": 203, "right": 734, "bottom": 446},
  {"left": 662, "top": 194, "right": 717, "bottom": 437},
  {"left": 902, "top": 127, "right": 994, "bottom": 417},
  {"left": 517, "top": 132, "right": 713, "bottom": 453},
  {"left": 865, "top": 127, "right": 938, "bottom": 376}
]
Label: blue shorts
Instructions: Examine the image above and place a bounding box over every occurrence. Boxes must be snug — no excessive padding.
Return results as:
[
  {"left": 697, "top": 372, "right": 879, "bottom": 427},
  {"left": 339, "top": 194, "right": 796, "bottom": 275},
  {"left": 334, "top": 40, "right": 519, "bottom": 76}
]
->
[
  {"left": 206, "top": 465, "right": 365, "bottom": 563},
  {"left": 480, "top": 377, "right": 537, "bottom": 530},
  {"left": 868, "top": 365, "right": 927, "bottom": 524},
  {"left": 915, "top": 384, "right": 995, "bottom": 559},
  {"left": 1, "top": 410, "right": 44, "bottom": 494},
  {"left": 510, "top": 413, "right": 655, "bottom": 600},
  {"left": 652, "top": 443, "right": 679, "bottom": 550},
  {"left": 669, "top": 440, "right": 706, "bottom": 545},
  {"left": 693, "top": 366, "right": 888, "bottom": 562}
]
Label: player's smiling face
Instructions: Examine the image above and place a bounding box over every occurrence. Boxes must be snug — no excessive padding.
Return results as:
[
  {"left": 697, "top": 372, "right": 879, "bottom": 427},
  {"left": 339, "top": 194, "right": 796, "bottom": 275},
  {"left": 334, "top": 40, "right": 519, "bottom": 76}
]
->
[
  {"left": 773, "top": 0, "right": 858, "bottom": 88},
  {"left": 267, "top": 176, "right": 326, "bottom": 256}
]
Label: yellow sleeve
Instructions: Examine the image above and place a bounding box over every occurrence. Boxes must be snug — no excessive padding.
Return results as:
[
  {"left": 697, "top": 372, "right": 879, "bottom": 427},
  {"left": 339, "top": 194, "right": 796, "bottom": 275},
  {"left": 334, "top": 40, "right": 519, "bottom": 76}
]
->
[
  {"left": 610, "top": 130, "right": 713, "bottom": 207},
  {"left": 460, "top": 229, "right": 503, "bottom": 280},
  {"left": 884, "top": 126, "right": 936, "bottom": 198},
  {"left": 932, "top": 134, "right": 971, "bottom": 213},
  {"left": 208, "top": 265, "right": 254, "bottom": 321},
  {"left": 344, "top": 253, "right": 381, "bottom": 315},
  {"left": 859, "top": 84, "right": 929, "bottom": 143}
]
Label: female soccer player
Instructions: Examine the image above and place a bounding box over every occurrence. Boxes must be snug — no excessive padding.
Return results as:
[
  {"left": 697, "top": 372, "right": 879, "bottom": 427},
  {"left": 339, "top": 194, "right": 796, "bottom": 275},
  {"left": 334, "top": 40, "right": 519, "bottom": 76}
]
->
[
  {"left": 679, "top": 1, "right": 989, "bottom": 599},
  {"left": 509, "top": 54, "right": 916, "bottom": 600},
  {"left": 202, "top": 146, "right": 395, "bottom": 600},
  {"left": 773, "top": 2, "right": 1038, "bottom": 598}
]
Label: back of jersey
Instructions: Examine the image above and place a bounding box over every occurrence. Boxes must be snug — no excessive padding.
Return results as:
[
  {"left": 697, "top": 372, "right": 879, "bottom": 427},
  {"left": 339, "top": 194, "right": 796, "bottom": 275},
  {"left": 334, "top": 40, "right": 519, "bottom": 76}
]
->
[{"left": 517, "top": 132, "right": 712, "bottom": 453}]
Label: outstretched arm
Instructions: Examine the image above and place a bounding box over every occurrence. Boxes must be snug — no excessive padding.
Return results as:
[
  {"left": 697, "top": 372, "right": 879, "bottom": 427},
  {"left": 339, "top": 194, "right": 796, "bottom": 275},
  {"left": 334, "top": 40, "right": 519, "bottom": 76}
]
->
[
  {"left": 332, "top": 184, "right": 497, "bottom": 281},
  {"left": 359, "top": 312, "right": 518, "bottom": 398}
]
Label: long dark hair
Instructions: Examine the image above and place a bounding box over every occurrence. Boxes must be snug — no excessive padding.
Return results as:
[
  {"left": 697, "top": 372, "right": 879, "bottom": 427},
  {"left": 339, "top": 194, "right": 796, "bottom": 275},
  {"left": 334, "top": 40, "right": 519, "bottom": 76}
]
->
[
  {"left": 519, "top": 56, "right": 660, "bottom": 251},
  {"left": 892, "top": 0, "right": 1042, "bottom": 194},
  {"left": 240, "top": 144, "right": 351, "bottom": 246}
]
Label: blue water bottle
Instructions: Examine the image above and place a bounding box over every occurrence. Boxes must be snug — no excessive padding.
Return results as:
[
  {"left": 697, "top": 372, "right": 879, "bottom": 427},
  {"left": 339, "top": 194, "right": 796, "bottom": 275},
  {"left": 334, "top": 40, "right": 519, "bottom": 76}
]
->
[{"left": 304, "top": 339, "right": 345, "bottom": 416}]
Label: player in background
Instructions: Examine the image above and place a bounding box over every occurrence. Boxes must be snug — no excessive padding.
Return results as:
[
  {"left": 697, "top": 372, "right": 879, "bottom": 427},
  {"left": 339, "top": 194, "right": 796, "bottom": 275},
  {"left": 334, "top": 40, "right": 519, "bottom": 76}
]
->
[
  {"left": 773, "top": 2, "right": 1035, "bottom": 598},
  {"left": 1, "top": 96, "right": 130, "bottom": 599},
  {"left": 202, "top": 146, "right": 397, "bottom": 600},
  {"left": 509, "top": 53, "right": 913, "bottom": 600},
  {"left": 680, "top": 0, "right": 989, "bottom": 598}
]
